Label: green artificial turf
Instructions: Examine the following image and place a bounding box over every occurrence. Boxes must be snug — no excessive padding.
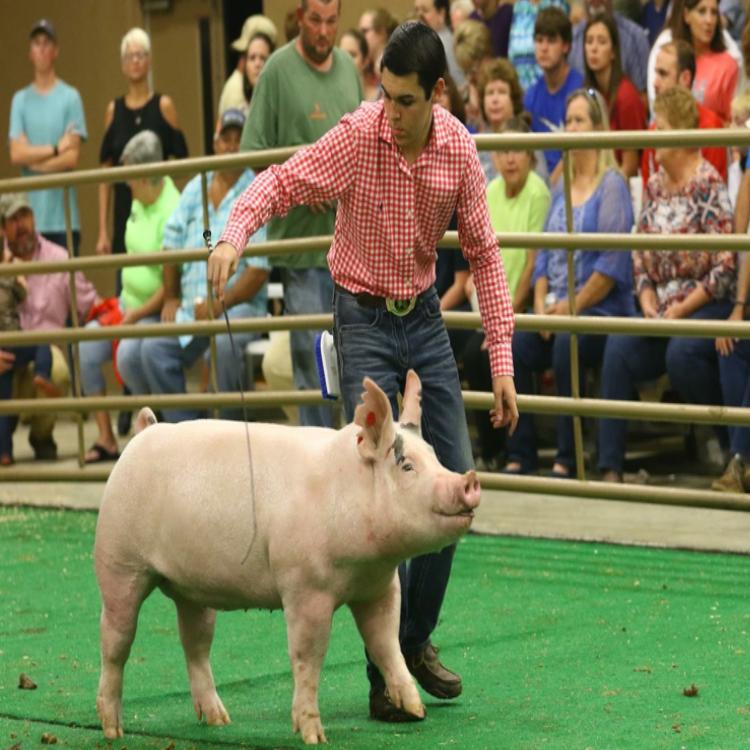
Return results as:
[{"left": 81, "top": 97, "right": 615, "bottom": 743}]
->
[{"left": 1, "top": 506, "right": 750, "bottom": 749}]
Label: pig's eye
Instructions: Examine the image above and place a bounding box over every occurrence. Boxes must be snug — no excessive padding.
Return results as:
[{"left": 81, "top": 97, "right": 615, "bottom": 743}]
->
[{"left": 401, "top": 462, "right": 414, "bottom": 472}]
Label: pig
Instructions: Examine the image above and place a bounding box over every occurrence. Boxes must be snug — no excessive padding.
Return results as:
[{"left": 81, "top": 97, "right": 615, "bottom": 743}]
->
[{"left": 94, "top": 370, "right": 480, "bottom": 745}]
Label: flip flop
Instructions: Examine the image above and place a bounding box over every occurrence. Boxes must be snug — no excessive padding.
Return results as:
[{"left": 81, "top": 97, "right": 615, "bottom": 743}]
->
[{"left": 84, "top": 443, "right": 120, "bottom": 464}]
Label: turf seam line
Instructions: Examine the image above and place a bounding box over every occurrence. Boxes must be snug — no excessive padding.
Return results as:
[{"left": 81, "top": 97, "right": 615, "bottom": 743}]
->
[{"left": 0, "top": 713, "right": 265, "bottom": 748}]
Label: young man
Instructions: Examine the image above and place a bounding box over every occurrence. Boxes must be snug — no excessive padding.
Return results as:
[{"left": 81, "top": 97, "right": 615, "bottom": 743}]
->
[
  {"left": 240, "top": 0, "right": 362, "bottom": 429},
  {"left": 210, "top": 21, "right": 518, "bottom": 723},
  {"left": 641, "top": 40, "right": 727, "bottom": 184},
  {"left": 8, "top": 19, "right": 87, "bottom": 255},
  {"left": 523, "top": 6, "right": 584, "bottom": 176}
]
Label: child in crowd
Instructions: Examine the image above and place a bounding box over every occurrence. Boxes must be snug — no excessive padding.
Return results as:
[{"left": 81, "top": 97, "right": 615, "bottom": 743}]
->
[{"left": 0, "top": 255, "right": 59, "bottom": 466}]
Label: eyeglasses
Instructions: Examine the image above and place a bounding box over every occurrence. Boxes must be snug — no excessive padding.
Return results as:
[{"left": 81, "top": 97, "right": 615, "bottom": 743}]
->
[{"left": 123, "top": 50, "right": 148, "bottom": 62}]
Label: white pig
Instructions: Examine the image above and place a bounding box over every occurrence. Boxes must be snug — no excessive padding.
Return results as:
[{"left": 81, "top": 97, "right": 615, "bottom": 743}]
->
[{"left": 94, "top": 370, "right": 480, "bottom": 744}]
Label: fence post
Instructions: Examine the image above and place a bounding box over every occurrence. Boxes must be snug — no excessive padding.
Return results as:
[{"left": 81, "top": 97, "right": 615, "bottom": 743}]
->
[{"left": 561, "top": 152, "right": 586, "bottom": 481}]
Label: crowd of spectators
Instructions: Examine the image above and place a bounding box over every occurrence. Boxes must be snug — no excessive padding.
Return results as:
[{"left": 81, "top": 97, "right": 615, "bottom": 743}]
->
[{"left": 2, "top": 0, "right": 750, "bottom": 494}]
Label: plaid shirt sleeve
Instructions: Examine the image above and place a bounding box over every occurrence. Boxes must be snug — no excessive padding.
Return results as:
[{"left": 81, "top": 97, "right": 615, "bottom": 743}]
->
[
  {"left": 220, "top": 121, "right": 358, "bottom": 253},
  {"left": 456, "top": 147, "right": 515, "bottom": 377}
]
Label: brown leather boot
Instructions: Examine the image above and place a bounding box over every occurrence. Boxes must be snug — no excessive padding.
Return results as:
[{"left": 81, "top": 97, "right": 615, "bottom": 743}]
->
[
  {"left": 405, "top": 642, "right": 462, "bottom": 699},
  {"left": 712, "top": 455, "right": 747, "bottom": 493}
]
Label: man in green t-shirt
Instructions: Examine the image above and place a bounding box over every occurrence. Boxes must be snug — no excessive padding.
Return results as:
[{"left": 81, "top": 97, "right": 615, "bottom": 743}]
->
[{"left": 240, "top": 0, "right": 362, "bottom": 427}]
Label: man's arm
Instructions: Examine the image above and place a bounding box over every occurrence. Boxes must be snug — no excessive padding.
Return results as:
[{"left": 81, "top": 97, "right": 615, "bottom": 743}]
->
[
  {"left": 210, "top": 120, "right": 357, "bottom": 298},
  {"left": 161, "top": 263, "right": 182, "bottom": 322}
]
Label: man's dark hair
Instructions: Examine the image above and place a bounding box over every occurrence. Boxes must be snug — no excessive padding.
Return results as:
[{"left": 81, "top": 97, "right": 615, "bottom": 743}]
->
[
  {"left": 663, "top": 39, "right": 696, "bottom": 87},
  {"left": 434, "top": 0, "right": 451, "bottom": 26},
  {"left": 534, "top": 7, "right": 572, "bottom": 46},
  {"left": 381, "top": 20, "right": 446, "bottom": 99}
]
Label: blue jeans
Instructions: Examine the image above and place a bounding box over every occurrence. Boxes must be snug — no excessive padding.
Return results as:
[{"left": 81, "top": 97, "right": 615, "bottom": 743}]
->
[
  {"left": 507, "top": 329, "right": 607, "bottom": 472},
  {"left": 718, "top": 337, "right": 750, "bottom": 459},
  {"left": 0, "top": 344, "right": 52, "bottom": 456},
  {"left": 80, "top": 320, "right": 114, "bottom": 395},
  {"left": 597, "top": 301, "right": 732, "bottom": 474},
  {"left": 117, "top": 316, "right": 257, "bottom": 423},
  {"left": 282, "top": 267, "right": 335, "bottom": 427},
  {"left": 333, "top": 284, "right": 473, "bottom": 685}
]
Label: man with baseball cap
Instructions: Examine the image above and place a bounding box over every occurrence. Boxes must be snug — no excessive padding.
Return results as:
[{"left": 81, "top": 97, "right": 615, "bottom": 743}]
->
[
  {"left": 116, "top": 108, "right": 271, "bottom": 423},
  {"left": 0, "top": 193, "right": 98, "bottom": 460},
  {"left": 8, "top": 20, "right": 88, "bottom": 255}
]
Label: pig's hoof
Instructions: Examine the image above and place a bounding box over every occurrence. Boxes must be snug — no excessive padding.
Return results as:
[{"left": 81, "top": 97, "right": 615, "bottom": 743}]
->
[
  {"left": 195, "top": 695, "right": 231, "bottom": 726},
  {"left": 294, "top": 711, "right": 327, "bottom": 744}
]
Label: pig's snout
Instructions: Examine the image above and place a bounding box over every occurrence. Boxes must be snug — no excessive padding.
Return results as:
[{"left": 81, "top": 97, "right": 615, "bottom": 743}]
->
[{"left": 461, "top": 470, "right": 481, "bottom": 511}]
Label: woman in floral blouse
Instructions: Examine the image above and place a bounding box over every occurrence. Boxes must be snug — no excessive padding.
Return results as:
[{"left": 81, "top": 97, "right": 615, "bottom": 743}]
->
[{"left": 597, "top": 86, "right": 736, "bottom": 483}]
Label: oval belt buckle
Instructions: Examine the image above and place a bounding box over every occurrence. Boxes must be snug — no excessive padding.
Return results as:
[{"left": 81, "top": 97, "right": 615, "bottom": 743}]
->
[{"left": 386, "top": 296, "right": 417, "bottom": 316}]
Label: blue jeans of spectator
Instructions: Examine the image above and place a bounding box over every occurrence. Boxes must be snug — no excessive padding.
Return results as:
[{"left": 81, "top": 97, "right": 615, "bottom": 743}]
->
[
  {"left": 80, "top": 320, "right": 115, "bottom": 395},
  {"left": 283, "top": 267, "right": 335, "bottom": 427},
  {"left": 117, "top": 317, "right": 257, "bottom": 422},
  {"left": 507, "top": 329, "right": 607, "bottom": 472},
  {"left": 718, "top": 337, "right": 750, "bottom": 459},
  {"left": 333, "top": 284, "right": 473, "bottom": 686},
  {"left": 597, "top": 300, "right": 732, "bottom": 474},
  {"left": 0, "top": 344, "right": 53, "bottom": 456}
]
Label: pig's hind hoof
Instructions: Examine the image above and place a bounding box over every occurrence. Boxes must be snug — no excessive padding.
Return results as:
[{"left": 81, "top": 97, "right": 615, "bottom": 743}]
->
[{"left": 195, "top": 695, "right": 231, "bottom": 726}]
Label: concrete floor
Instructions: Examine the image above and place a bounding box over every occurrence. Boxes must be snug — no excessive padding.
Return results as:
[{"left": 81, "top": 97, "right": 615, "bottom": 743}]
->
[{"left": 1, "top": 417, "right": 749, "bottom": 555}]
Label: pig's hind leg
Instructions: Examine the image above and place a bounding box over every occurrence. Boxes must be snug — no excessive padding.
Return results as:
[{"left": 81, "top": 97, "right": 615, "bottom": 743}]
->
[
  {"left": 96, "top": 564, "right": 156, "bottom": 739},
  {"left": 174, "top": 596, "right": 231, "bottom": 726},
  {"left": 349, "top": 578, "right": 425, "bottom": 720}
]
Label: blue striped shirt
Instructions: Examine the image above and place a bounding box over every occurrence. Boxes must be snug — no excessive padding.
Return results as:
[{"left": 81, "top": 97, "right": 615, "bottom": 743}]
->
[{"left": 162, "top": 170, "right": 269, "bottom": 347}]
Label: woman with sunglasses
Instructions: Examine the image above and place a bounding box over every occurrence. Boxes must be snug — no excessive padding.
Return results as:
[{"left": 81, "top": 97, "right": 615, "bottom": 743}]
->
[
  {"left": 97, "top": 28, "right": 187, "bottom": 260},
  {"left": 583, "top": 13, "right": 646, "bottom": 179},
  {"left": 597, "top": 86, "right": 735, "bottom": 484},
  {"left": 503, "top": 88, "right": 636, "bottom": 477}
]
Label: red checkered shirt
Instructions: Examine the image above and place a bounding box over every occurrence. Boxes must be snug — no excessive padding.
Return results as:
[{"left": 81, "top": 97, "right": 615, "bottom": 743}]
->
[{"left": 220, "top": 100, "right": 514, "bottom": 376}]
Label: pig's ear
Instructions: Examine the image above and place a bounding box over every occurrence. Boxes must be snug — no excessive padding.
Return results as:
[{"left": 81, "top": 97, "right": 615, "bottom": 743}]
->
[
  {"left": 354, "top": 377, "right": 396, "bottom": 461},
  {"left": 399, "top": 369, "right": 422, "bottom": 434}
]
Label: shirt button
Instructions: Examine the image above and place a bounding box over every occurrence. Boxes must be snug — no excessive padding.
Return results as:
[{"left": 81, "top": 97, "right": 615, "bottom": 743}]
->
[{"left": 406, "top": 209, "right": 414, "bottom": 217}]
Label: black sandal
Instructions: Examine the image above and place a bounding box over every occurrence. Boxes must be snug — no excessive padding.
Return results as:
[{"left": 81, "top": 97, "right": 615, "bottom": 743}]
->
[{"left": 84, "top": 443, "right": 120, "bottom": 464}]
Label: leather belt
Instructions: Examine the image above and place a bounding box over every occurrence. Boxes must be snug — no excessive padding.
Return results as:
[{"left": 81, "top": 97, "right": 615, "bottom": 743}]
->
[{"left": 335, "top": 284, "right": 425, "bottom": 317}]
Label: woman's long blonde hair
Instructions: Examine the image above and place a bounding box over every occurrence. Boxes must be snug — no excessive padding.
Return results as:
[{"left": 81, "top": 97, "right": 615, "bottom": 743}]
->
[{"left": 565, "top": 87, "right": 619, "bottom": 184}]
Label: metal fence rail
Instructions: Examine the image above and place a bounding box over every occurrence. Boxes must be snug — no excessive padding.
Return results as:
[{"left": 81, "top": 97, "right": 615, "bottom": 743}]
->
[{"left": 0, "top": 128, "right": 747, "bottom": 507}]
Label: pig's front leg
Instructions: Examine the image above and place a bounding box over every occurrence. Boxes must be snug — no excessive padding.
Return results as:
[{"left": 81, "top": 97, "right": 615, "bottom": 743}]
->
[
  {"left": 283, "top": 591, "right": 336, "bottom": 744},
  {"left": 349, "top": 576, "right": 425, "bottom": 719}
]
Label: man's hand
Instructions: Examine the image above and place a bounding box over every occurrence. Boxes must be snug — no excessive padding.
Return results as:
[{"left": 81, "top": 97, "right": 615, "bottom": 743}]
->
[
  {"left": 0, "top": 350, "right": 16, "bottom": 375},
  {"left": 207, "top": 242, "right": 239, "bottom": 300},
  {"left": 490, "top": 375, "right": 519, "bottom": 435},
  {"left": 161, "top": 297, "right": 180, "bottom": 322}
]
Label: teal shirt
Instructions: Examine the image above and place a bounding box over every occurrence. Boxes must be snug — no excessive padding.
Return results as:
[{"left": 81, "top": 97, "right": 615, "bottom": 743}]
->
[
  {"left": 120, "top": 176, "right": 181, "bottom": 312},
  {"left": 241, "top": 42, "right": 362, "bottom": 268},
  {"left": 8, "top": 79, "right": 88, "bottom": 233}
]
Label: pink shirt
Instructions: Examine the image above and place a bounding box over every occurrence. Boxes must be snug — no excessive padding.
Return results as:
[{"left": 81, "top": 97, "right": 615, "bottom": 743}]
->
[
  {"left": 220, "top": 101, "right": 515, "bottom": 377},
  {"left": 16, "top": 234, "right": 97, "bottom": 330},
  {"left": 694, "top": 51, "right": 739, "bottom": 124}
]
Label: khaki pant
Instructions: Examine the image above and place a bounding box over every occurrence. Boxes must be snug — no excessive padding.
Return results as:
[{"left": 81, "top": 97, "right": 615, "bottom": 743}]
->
[
  {"left": 261, "top": 331, "right": 298, "bottom": 425},
  {"left": 12, "top": 345, "right": 71, "bottom": 441}
]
